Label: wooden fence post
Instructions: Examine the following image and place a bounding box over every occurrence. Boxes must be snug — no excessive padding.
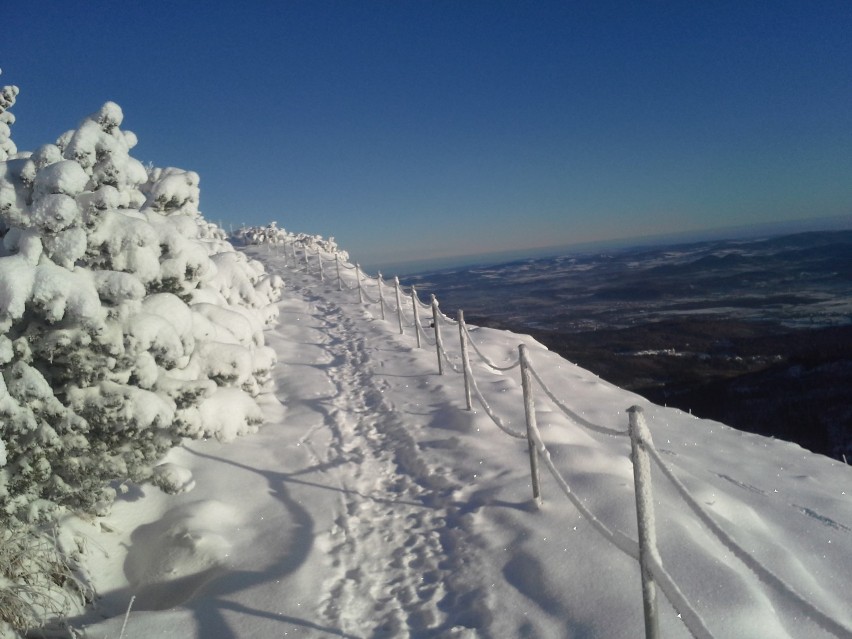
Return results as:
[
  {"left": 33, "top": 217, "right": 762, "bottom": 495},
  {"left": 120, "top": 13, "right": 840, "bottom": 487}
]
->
[
  {"left": 431, "top": 294, "right": 443, "bottom": 375},
  {"left": 377, "top": 273, "right": 386, "bottom": 320},
  {"left": 317, "top": 247, "right": 324, "bottom": 281},
  {"left": 519, "top": 345, "right": 542, "bottom": 507},
  {"left": 458, "top": 310, "right": 472, "bottom": 410},
  {"left": 335, "top": 254, "right": 342, "bottom": 291},
  {"left": 411, "top": 286, "right": 422, "bottom": 348},
  {"left": 394, "top": 277, "right": 404, "bottom": 335},
  {"left": 628, "top": 405, "right": 661, "bottom": 639},
  {"left": 355, "top": 264, "right": 364, "bottom": 303}
]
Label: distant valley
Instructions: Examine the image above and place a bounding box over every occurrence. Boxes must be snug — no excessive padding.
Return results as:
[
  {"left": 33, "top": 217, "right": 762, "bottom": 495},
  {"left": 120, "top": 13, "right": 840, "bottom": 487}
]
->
[{"left": 407, "top": 230, "right": 852, "bottom": 461}]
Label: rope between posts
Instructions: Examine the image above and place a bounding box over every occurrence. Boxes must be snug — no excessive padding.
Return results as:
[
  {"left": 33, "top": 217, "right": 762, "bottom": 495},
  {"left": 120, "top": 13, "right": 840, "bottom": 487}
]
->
[
  {"left": 463, "top": 358, "right": 527, "bottom": 440},
  {"left": 437, "top": 312, "right": 459, "bottom": 326},
  {"left": 361, "top": 287, "right": 381, "bottom": 305},
  {"left": 416, "top": 320, "right": 437, "bottom": 346},
  {"left": 381, "top": 297, "right": 399, "bottom": 316},
  {"left": 526, "top": 360, "right": 629, "bottom": 437},
  {"left": 462, "top": 323, "right": 521, "bottom": 372},
  {"left": 439, "top": 343, "right": 464, "bottom": 374},
  {"left": 646, "top": 446, "right": 852, "bottom": 639},
  {"left": 527, "top": 413, "right": 715, "bottom": 639},
  {"left": 397, "top": 299, "right": 412, "bottom": 326}
]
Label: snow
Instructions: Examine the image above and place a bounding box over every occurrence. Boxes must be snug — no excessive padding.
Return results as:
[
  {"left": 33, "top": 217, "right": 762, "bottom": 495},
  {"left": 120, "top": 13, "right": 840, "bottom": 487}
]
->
[
  {"left": 59, "top": 245, "right": 852, "bottom": 639},
  {"left": 2, "top": 89, "right": 850, "bottom": 636}
]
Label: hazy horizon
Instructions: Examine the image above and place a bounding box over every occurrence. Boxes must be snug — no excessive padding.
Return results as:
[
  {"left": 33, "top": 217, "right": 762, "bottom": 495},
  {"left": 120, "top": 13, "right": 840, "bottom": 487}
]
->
[{"left": 371, "top": 212, "right": 852, "bottom": 277}]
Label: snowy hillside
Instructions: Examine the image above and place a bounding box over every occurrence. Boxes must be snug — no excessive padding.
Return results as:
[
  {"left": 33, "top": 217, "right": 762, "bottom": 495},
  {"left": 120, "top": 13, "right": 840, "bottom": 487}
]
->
[
  {"left": 2, "top": 86, "right": 851, "bottom": 639},
  {"left": 65, "top": 242, "right": 852, "bottom": 639}
]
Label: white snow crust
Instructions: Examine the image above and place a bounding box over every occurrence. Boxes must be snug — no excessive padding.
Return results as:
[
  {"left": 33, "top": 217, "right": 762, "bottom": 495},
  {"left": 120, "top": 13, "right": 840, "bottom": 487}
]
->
[{"left": 60, "top": 246, "right": 852, "bottom": 639}]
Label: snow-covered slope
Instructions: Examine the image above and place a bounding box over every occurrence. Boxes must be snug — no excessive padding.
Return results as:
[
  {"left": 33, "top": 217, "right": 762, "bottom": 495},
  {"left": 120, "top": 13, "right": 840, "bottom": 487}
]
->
[{"left": 67, "top": 244, "right": 852, "bottom": 639}]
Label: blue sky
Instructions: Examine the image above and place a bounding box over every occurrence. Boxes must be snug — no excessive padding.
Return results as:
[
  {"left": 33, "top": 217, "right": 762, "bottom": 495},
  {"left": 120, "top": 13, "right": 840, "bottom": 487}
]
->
[{"left": 4, "top": 1, "right": 852, "bottom": 272}]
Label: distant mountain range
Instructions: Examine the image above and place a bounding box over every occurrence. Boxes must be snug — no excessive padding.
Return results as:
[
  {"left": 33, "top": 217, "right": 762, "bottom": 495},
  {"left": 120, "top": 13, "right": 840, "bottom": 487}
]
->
[
  {"left": 379, "top": 213, "right": 852, "bottom": 276},
  {"left": 406, "top": 229, "right": 852, "bottom": 460}
]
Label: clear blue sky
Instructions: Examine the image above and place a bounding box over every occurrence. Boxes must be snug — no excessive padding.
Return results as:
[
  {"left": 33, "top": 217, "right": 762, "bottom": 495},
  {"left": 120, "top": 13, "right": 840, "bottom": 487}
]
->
[{"left": 4, "top": 1, "right": 852, "bottom": 272}]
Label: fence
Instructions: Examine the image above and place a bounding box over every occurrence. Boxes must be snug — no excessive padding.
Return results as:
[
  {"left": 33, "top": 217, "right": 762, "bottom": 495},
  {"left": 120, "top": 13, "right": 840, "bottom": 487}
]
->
[{"left": 260, "top": 237, "right": 852, "bottom": 639}]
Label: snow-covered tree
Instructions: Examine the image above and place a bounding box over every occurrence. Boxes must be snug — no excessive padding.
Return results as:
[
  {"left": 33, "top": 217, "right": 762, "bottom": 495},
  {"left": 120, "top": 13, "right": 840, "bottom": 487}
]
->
[
  {"left": 233, "top": 222, "right": 349, "bottom": 261},
  {"left": 0, "top": 90, "right": 284, "bottom": 634},
  {"left": 0, "top": 78, "right": 18, "bottom": 162}
]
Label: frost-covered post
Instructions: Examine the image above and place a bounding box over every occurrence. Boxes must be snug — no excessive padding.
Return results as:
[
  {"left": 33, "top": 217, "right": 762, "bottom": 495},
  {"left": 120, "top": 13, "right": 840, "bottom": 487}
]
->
[
  {"left": 411, "top": 286, "right": 422, "bottom": 348},
  {"left": 519, "top": 345, "right": 542, "bottom": 507},
  {"left": 628, "top": 406, "right": 660, "bottom": 639},
  {"left": 394, "top": 277, "right": 404, "bottom": 335},
  {"left": 431, "top": 295, "right": 444, "bottom": 375},
  {"left": 335, "top": 254, "right": 343, "bottom": 290},
  {"left": 377, "top": 272, "right": 386, "bottom": 320},
  {"left": 291, "top": 239, "right": 298, "bottom": 264},
  {"left": 355, "top": 264, "right": 364, "bottom": 304},
  {"left": 303, "top": 245, "right": 310, "bottom": 271},
  {"left": 458, "top": 311, "right": 473, "bottom": 410},
  {"left": 317, "top": 247, "right": 324, "bottom": 281}
]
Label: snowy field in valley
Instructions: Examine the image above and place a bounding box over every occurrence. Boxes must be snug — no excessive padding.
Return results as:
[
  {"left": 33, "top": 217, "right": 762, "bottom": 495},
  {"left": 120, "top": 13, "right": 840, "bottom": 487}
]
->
[{"left": 66, "top": 244, "right": 852, "bottom": 639}]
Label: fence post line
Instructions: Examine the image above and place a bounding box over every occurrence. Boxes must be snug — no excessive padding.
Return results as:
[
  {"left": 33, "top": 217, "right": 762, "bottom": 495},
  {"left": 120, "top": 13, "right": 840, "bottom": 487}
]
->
[
  {"left": 411, "top": 286, "right": 422, "bottom": 348},
  {"left": 377, "top": 273, "right": 386, "bottom": 320},
  {"left": 355, "top": 264, "right": 364, "bottom": 303},
  {"left": 519, "top": 345, "right": 543, "bottom": 507},
  {"left": 431, "top": 295, "right": 443, "bottom": 375},
  {"left": 394, "top": 277, "right": 404, "bottom": 335},
  {"left": 317, "top": 248, "right": 324, "bottom": 281},
  {"left": 335, "top": 254, "right": 342, "bottom": 291},
  {"left": 303, "top": 245, "right": 310, "bottom": 271},
  {"left": 458, "top": 310, "right": 472, "bottom": 410},
  {"left": 628, "top": 405, "right": 661, "bottom": 639}
]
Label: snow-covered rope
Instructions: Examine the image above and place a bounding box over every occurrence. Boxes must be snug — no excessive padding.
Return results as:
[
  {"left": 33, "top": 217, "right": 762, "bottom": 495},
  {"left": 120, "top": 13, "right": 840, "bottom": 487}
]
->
[
  {"left": 396, "top": 294, "right": 413, "bottom": 327},
  {"left": 464, "top": 359, "right": 527, "bottom": 440},
  {"left": 526, "top": 416, "right": 715, "bottom": 639},
  {"left": 437, "top": 311, "right": 459, "bottom": 326},
  {"left": 462, "top": 322, "right": 521, "bottom": 372},
  {"left": 381, "top": 295, "right": 399, "bottom": 316},
  {"left": 341, "top": 280, "right": 359, "bottom": 291},
  {"left": 647, "top": 556, "right": 715, "bottom": 639},
  {"left": 361, "top": 286, "right": 381, "bottom": 305},
  {"left": 410, "top": 287, "right": 436, "bottom": 347},
  {"left": 439, "top": 342, "right": 464, "bottom": 374},
  {"left": 526, "top": 360, "right": 629, "bottom": 437},
  {"left": 416, "top": 317, "right": 437, "bottom": 346},
  {"left": 414, "top": 295, "right": 432, "bottom": 311},
  {"left": 527, "top": 419, "right": 639, "bottom": 555},
  {"left": 647, "top": 446, "right": 852, "bottom": 639}
]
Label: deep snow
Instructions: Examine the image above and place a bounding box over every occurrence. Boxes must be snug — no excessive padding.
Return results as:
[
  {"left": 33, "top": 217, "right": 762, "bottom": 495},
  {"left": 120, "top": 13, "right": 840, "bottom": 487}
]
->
[{"left": 64, "top": 244, "right": 852, "bottom": 639}]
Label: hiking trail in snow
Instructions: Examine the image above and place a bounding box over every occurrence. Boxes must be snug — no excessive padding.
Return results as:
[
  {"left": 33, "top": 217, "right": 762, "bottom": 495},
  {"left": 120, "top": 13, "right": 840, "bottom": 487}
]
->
[{"left": 70, "top": 247, "right": 852, "bottom": 639}]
